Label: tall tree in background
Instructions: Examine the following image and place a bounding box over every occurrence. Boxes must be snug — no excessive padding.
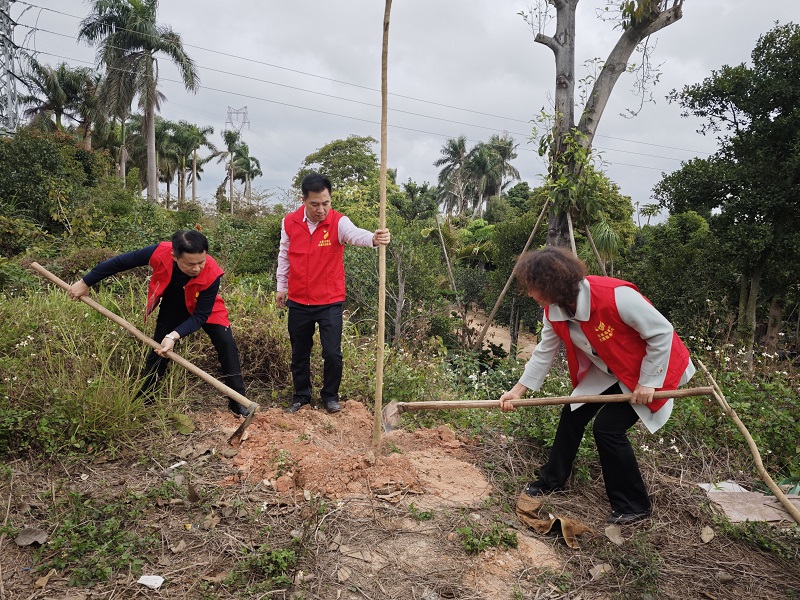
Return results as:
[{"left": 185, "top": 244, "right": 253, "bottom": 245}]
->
[
  {"left": 79, "top": 0, "right": 199, "bottom": 201},
  {"left": 218, "top": 129, "right": 241, "bottom": 213},
  {"left": 179, "top": 121, "right": 216, "bottom": 204},
  {"left": 19, "top": 59, "right": 86, "bottom": 131},
  {"left": 232, "top": 142, "right": 263, "bottom": 203},
  {"left": 293, "top": 135, "right": 379, "bottom": 190},
  {"left": 434, "top": 135, "right": 470, "bottom": 216},
  {"left": 655, "top": 22, "right": 800, "bottom": 364},
  {"left": 523, "top": 0, "right": 684, "bottom": 249}
]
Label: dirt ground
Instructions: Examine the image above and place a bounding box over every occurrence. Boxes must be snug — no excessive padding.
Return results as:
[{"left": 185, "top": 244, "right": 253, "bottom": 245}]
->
[{"left": 2, "top": 398, "right": 799, "bottom": 599}]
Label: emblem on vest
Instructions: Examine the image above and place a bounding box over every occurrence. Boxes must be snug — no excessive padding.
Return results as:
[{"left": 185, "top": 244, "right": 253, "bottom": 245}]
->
[
  {"left": 318, "top": 229, "right": 332, "bottom": 247},
  {"left": 594, "top": 321, "right": 614, "bottom": 342}
]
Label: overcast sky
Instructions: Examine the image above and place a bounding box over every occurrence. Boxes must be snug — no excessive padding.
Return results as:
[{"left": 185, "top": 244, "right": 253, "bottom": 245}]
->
[{"left": 13, "top": 0, "right": 799, "bottom": 217}]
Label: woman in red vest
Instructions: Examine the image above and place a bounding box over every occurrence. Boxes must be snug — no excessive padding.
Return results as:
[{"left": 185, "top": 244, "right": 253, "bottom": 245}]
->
[
  {"left": 67, "top": 229, "right": 249, "bottom": 416},
  {"left": 499, "top": 247, "right": 695, "bottom": 524}
]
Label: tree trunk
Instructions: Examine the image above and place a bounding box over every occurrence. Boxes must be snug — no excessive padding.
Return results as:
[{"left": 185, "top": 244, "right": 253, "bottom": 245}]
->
[
  {"left": 509, "top": 295, "right": 519, "bottom": 357},
  {"left": 229, "top": 160, "right": 234, "bottom": 215},
  {"left": 145, "top": 103, "right": 158, "bottom": 201},
  {"left": 764, "top": 297, "right": 783, "bottom": 354},
  {"left": 394, "top": 247, "right": 405, "bottom": 343},
  {"left": 192, "top": 148, "right": 198, "bottom": 203},
  {"left": 742, "top": 261, "right": 767, "bottom": 369},
  {"left": 584, "top": 223, "right": 607, "bottom": 276},
  {"left": 735, "top": 275, "right": 748, "bottom": 343},
  {"left": 538, "top": 0, "right": 684, "bottom": 247},
  {"left": 119, "top": 118, "right": 127, "bottom": 186},
  {"left": 165, "top": 178, "right": 171, "bottom": 210}
]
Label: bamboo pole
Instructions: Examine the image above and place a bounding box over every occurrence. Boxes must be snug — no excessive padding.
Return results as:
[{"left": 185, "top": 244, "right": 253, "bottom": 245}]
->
[
  {"left": 472, "top": 197, "right": 550, "bottom": 351},
  {"left": 697, "top": 360, "right": 799, "bottom": 524},
  {"left": 372, "top": 0, "right": 392, "bottom": 446}
]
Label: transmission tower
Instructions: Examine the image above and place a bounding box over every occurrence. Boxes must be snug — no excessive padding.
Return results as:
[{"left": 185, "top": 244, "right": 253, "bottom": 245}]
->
[
  {"left": 225, "top": 106, "right": 249, "bottom": 134},
  {"left": 0, "top": 0, "right": 19, "bottom": 136}
]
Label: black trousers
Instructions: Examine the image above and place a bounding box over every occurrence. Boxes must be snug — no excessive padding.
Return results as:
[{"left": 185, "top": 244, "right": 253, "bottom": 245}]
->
[
  {"left": 538, "top": 383, "right": 651, "bottom": 514},
  {"left": 287, "top": 301, "right": 343, "bottom": 404},
  {"left": 139, "top": 319, "right": 246, "bottom": 399}
]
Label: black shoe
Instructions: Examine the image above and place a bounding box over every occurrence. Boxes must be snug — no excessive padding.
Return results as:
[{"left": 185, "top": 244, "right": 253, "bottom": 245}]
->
[
  {"left": 228, "top": 399, "right": 250, "bottom": 417},
  {"left": 607, "top": 510, "right": 651, "bottom": 525},
  {"left": 323, "top": 399, "right": 342, "bottom": 414},
  {"left": 285, "top": 399, "right": 310, "bottom": 414},
  {"left": 523, "top": 480, "right": 561, "bottom": 497}
]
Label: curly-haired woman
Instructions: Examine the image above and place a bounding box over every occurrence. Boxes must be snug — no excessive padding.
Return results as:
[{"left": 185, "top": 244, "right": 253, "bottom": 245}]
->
[{"left": 499, "top": 247, "right": 695, "bottom": 524}]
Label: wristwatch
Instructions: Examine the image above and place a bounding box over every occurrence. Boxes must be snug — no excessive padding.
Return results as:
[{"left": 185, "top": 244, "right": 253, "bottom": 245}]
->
[{"left": 165, "top": 333, "right": 178, "bottom": 341}]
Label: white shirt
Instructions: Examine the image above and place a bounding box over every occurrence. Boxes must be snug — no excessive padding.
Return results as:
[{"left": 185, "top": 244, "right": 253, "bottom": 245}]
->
[
  {"left": 519, "top": 279, "right": 695, "bottom": 433},
  {"left": 276, "top": 210, "right": 376, "bottom": 293}
]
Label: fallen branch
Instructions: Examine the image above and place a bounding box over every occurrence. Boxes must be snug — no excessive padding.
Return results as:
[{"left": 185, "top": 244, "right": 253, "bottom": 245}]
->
[{"left": 698, "top": 360, "right": 799, "bottom": 524}]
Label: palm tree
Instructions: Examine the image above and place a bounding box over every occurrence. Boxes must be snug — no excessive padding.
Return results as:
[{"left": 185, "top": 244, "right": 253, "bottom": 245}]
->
[
  {"left": 19, "top": 59, "right": 83, "bottom": 131},
  {"left": 486, "top": 133, "right": 520, "bottom": 199},
  {"left": 465, "top": 143, "right": 498, "bottom": 218},
  {"left": 175, "top": 121, "right": 216, "bottom": 204},
  {"left": 217, "top": 129, "right": 241, "bottom": 214},
  {"left": 232, "top": 143, "right": 262, "bottom": 203},
  {"left": 434, "top": 136, "right": 469, "bottom": 217},
  {"left": 79, "top": 0, "right": 199, "bottom": 201}
]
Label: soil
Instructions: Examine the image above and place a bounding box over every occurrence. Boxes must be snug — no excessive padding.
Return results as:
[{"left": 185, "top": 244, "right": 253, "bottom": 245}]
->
[
  {"left": 467, "top": 311, "right": 538, "bottom": 360},
  {"left": 2, "top": 396, "right": 799, "bottom": 599}
]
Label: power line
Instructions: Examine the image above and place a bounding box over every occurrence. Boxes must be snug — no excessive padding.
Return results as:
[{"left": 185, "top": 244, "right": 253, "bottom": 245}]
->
[
  {"left": 22, "top": 45, "right": 691, "bottom": 174},
  {"left": 14, "top": 0, "right": 710, "bottom": 156}
]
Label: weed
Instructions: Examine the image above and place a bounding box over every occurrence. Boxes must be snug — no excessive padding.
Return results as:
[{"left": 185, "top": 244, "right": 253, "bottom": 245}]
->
[
  {"left": 274, "top": 449, "right": 294, "bottom": 477},
  {"left": 456, "top": 522, "right": 517, "bottom": 554},
  {"left": 35, "top": 490, "right": 157, "bottom": 587},
  {"left": 226, "top": 545, "right": 297, "bottom": 593},
  {"left": 409, "top": 502, "right": 433, "bottom": 521},
  {"left": 714, "top": 517, "right": 800, "bottom": 562},
  {"left": 533, "top": 569, "right": 573, "bottom": 593}
]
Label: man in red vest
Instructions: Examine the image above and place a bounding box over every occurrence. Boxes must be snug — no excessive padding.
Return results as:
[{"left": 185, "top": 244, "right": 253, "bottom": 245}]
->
[
  {"left": 276, "top": 172, "right": 390, "bottom": 414},
  {"left": 67, "top": 229, "right": 249, "bottom": 416},
  {"left": 499, "top": 247, "right": 695, "bottom": 524}
]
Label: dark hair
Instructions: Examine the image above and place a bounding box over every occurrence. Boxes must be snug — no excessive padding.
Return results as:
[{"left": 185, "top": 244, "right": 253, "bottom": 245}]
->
[
  {"left": 171, "top": 229, "right": 209, "bottom": 257},
  {"left": 514, "top": 247, "right": 587, "bottom": 307},
  {"left": 301, "top": 172, "right": 332, "bottom": 197}
]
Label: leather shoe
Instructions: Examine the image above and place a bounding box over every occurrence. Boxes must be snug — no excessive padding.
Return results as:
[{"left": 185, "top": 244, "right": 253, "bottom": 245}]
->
[
  {"left": 285, "top": 399, "right": 310, "bottom": 414},
  {"left": 523, "top": 481, "right": 561, "bottom": 497},
  {"left": 607, "top": 510, "right": 651, "bottom": 525},
  {"left": 228, "top": 399, "right": 250, "bottom": 417},
  {"left": 323, "top": 399, "right": 342, "bottom": 414}
]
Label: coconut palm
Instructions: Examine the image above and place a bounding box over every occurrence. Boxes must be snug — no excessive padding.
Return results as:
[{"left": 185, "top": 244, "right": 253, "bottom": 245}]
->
[
  {"left": 173, "top": 121, "right": 216, "bottom": 204},
  {"left": 486, "top": 133, "right": 520, "bottom": 198},
  {"left": 19, "top": 59, "right": 84, "bottom": 131},
  {"left": 232, "top": 143, "right": 262, "bottom": 203},
  {"left": 217, "top": 129, "right": 241, "bottom": 213},
  {"left": 79, "top": 0, "right": 199, "bottom": 201},
  {"left": 434, "top": 135, "right": 470, "bottom": 217}
]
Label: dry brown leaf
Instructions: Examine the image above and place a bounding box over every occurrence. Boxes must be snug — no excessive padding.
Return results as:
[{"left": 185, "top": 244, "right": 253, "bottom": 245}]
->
[
  {"left": 201, "top": 572, "right": 228, "bottom": 584},
  {"left": 34, "top": 568, "right": 56, "bottom": 589},
  {"left": 170, "top": 539, "right": 187, "bottom": 554},
  {"left": 187, "top": 482, "right": 200, "bottom": 503},
  {"left": 514, "top": 493, "right": 592, "bottom": 548},
  {"left": 202, "top": 511, "right": 221, "bottom": 529}
]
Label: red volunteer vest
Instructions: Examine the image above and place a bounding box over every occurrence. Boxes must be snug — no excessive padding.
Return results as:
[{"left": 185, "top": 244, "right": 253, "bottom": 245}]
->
[
  {"left": 546, "top": 276, "right": 690, "bottom": 413},
  {"left": 145, "top": 242, "right": 230, "bottom": 326},
  {"left": 285, "top": 206, "right": 346, "bottom": 305}
]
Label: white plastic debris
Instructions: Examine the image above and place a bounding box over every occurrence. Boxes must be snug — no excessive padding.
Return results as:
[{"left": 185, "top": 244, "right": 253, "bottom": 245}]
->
[{"left": 137, "top": 575, "right": 165, "bottom": 589}]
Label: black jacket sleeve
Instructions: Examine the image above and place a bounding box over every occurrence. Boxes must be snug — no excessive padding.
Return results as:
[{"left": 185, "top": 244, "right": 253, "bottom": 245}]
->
[{"left": 81, "top": 245, "right": 158, "bottom": 287}]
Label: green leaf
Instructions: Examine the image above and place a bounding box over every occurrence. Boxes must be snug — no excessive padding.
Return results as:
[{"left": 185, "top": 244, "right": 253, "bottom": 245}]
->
[{"left": 170, "top": 413, "right": 195, "bottom": 435}]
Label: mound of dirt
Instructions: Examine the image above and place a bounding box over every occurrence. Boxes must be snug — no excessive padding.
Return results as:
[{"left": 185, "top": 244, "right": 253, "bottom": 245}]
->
[{"left": 199, "top": 400, "right": 495, "bottom": 507}]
